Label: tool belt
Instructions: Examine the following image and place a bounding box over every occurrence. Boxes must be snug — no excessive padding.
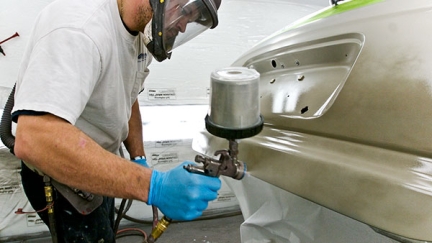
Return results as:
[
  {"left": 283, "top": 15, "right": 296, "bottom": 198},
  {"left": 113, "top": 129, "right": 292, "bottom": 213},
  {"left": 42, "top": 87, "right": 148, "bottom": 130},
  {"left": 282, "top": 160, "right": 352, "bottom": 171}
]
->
[{"left": 23, "top": 161, "right": 103, "bottom": 215}]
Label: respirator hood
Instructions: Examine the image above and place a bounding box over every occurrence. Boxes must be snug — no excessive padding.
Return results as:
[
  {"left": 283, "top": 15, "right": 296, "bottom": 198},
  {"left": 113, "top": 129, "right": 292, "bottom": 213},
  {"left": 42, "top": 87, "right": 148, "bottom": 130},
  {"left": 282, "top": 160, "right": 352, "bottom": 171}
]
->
[{"left": 146, "top": 0, "right": 221, "bottom": 62}]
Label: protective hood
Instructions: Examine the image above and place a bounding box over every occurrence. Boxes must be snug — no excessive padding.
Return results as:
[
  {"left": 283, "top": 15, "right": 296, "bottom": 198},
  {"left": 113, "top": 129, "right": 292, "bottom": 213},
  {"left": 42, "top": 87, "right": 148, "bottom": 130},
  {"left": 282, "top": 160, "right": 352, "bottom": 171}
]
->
[{"left": 146, "top": 0, "right": 221, "bottom": 62}]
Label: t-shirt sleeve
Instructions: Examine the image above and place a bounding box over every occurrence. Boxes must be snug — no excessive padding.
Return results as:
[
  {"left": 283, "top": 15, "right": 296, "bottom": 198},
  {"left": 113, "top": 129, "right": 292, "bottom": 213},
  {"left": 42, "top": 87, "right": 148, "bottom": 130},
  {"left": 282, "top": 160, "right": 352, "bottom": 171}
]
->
[{"left": 12, "top": 28, "right": 101, "bottom": 125}]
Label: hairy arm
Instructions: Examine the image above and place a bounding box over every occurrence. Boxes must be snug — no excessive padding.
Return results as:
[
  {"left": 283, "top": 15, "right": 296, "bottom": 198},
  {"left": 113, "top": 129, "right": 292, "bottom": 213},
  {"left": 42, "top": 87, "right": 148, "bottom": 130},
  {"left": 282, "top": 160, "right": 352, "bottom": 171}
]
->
[
  {"left": 123, "top": 100, "right": 145, "bottom": 159},
  {"left": 14, "top": 113, "right": 151, "bottom": 202}
]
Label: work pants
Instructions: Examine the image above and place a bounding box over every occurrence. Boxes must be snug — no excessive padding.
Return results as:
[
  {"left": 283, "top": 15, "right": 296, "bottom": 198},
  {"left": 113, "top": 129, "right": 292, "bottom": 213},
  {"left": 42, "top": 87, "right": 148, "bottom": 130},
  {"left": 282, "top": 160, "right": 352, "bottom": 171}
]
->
[{"left": 21, "top": 162, "right": 116, "bottom": 243}]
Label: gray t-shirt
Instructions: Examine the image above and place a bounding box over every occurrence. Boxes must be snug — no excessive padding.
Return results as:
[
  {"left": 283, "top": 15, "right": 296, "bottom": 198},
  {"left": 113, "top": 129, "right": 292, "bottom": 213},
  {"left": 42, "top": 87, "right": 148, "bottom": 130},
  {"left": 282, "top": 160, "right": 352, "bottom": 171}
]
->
[{"left": 13, "top": 0, "right": 152, "bottom": 154}]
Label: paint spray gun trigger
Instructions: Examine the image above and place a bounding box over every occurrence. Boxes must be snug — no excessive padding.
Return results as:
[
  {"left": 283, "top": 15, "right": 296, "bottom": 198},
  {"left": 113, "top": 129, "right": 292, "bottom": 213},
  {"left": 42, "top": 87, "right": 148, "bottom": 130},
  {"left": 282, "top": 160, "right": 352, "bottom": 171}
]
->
[{"left": 184, "top": 140, "right": 246, "bottom": 180}]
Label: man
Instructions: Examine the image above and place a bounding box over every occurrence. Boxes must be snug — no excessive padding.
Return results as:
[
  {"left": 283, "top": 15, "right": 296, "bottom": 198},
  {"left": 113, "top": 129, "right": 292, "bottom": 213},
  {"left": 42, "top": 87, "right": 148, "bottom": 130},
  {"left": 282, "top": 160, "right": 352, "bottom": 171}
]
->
[{"left": 11, "top": 0, "right": 222, "bottom": 241}]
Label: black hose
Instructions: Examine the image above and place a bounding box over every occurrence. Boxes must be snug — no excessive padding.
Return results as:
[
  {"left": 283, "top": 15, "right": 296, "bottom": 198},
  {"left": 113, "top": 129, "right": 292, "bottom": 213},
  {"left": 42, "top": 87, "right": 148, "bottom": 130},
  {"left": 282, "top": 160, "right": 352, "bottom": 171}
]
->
[
  {"left": 0, "top": 83, "right": 16, "bottom": 154},
  {"left": 48, "top": 208, "right": 58, "bottom": 243},
  {"left": 114, "top": 199, "right": 127, "bottom": 234},
  {"left": 116, "top": 202, "right": 242, "bottom": 225}
]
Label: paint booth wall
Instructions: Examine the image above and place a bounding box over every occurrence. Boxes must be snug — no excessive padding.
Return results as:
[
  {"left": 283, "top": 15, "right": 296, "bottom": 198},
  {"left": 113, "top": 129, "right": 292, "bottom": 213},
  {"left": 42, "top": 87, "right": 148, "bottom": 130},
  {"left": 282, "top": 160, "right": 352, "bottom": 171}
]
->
[
  {"left": 0, "top": 0, "right": 327, "bottom": 240},
  {"left": 0, "top": 0, "right": 328, "bottom": 106},
  {"left": 141, "top": 0, "right": 329, "bottom": 104}
]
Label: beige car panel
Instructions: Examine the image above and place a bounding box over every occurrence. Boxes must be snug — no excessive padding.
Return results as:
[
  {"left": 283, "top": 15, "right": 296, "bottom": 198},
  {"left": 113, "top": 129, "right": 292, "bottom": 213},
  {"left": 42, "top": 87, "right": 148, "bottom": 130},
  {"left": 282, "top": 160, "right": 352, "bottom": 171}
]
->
[{"left": 194, "top": 0, "right": 432, "bottom": 241}]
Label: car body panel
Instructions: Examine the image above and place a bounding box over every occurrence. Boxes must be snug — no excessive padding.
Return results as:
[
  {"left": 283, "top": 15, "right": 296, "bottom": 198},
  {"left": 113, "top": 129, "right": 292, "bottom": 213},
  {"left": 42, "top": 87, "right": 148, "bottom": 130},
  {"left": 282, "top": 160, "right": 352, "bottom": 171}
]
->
[{"left": 194, "top": 0, "right": 432, "bottom": 241}]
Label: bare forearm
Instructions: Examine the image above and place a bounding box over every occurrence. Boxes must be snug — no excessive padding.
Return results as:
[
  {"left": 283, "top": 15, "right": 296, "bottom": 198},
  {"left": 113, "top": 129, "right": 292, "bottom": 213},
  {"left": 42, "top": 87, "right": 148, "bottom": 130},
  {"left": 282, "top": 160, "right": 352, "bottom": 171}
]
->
[
  {"left": 123, "top": 100, "right": 145, "bottom": 158},
  {"left": 14, "top": 114, "right": 150, "bottom": 202}
]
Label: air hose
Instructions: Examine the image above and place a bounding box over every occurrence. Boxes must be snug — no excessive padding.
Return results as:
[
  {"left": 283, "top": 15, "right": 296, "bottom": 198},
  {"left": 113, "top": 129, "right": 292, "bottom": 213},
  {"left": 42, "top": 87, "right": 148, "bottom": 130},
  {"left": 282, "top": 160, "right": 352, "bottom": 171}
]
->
[
  {"left": 1, "top": 83, "right": 16, "bottom": 154},
  {"left": 0, "top": 84, "right": 59, "bottom": 243}
]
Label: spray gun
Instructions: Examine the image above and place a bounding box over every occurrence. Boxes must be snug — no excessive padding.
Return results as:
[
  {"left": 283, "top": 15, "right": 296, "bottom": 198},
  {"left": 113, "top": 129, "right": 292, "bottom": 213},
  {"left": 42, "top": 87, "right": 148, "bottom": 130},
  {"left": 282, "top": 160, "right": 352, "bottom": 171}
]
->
[
  {"left": 148, "top": 67, "right": 263, "bottom": 242},
  {"left": 186, "top": 67, "right": 264, "bottom": 179}
]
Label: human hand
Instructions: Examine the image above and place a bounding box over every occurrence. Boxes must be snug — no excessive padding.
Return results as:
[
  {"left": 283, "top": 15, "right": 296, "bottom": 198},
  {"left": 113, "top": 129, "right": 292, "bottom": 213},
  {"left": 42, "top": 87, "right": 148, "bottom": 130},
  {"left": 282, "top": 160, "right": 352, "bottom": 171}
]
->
[
  {"left": 147, "top": 161, "right": 221, "bottom": 221},
  {"left": 132, "top": 156, "right": 149, "bottom": 168}
]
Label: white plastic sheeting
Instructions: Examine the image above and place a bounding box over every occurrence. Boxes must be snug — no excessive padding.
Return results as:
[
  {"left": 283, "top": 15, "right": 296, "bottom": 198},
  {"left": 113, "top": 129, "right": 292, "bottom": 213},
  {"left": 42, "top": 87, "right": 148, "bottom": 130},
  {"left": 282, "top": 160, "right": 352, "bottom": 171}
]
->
[
  {"left": 0, "top": 146, "right": 48, "bottom": 240},
  {"left": 226, "top": 176, "right": 398, "bottom": 243}
]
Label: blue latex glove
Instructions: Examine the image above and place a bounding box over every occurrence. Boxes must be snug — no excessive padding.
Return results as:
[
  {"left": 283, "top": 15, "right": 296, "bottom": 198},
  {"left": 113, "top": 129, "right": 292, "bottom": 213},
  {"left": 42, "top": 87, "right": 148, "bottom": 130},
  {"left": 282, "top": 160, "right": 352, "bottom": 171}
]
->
[
  {"left": 147, "top": 161, "right": 221, "bottom": 221},
  {"left": 132, "top": 156, "right": 149, "bottom": 168}
]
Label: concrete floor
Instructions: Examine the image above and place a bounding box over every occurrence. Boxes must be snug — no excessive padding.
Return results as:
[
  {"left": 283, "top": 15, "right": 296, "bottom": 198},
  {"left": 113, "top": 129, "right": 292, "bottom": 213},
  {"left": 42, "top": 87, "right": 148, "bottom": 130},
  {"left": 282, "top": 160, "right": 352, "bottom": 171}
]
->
[
  {"left": 3, "top": 214, "right": 243, "bottom": 243},
  {"left": 117, "top": 214, "right": 243, "bottom": 243}
]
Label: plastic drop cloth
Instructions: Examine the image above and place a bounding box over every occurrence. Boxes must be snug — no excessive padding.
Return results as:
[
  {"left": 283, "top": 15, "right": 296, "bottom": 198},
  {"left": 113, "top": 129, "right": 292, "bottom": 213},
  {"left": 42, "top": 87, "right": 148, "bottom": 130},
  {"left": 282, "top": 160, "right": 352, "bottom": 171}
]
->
[
  {"left": 225, "top": 175, "right": 399, "bottom": 243},
  {"left": 0, "top": 145, "right": 49, "bottom": 239}
]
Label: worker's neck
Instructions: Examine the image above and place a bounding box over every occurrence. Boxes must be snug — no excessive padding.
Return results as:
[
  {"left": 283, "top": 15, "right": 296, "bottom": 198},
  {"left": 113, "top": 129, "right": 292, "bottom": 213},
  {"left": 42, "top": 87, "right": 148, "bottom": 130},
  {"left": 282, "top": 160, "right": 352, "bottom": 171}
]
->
[{"left": 118, "top": 0, "right": 139, "bottom": 35}]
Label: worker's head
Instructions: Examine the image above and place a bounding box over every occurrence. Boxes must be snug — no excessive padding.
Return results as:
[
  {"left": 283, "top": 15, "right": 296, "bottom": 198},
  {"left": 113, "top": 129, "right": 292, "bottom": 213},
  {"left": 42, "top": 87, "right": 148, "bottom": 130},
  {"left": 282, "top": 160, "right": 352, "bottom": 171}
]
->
[{"left": 145, "top": 0, "right": 221, "bottom": 62}]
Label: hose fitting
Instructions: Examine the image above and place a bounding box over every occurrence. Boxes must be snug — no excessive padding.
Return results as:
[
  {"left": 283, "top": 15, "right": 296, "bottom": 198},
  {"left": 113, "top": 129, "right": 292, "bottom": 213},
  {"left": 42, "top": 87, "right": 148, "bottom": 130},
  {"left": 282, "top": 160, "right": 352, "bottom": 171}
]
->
[
  {"left": 148, "top": 216, "right": 172, "bottom": 242},
  {"left": 43, "top": 176, "right": 58, "bottom": 243},
  {"left": 44, "top": 185, "right": 54, "bottom": 214}
]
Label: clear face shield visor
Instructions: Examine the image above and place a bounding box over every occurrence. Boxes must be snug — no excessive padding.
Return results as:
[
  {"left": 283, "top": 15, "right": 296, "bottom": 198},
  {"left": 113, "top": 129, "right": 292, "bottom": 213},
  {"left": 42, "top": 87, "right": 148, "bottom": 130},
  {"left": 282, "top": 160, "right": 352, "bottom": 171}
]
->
[{"left": 162, "top": 0, "right": 218, "bottom": 52}]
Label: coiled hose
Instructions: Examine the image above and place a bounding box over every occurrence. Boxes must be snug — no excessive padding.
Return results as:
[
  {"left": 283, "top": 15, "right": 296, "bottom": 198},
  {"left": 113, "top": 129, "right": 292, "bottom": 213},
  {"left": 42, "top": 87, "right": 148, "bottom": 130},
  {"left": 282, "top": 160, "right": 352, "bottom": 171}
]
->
[{"left": 1, "top": 83, "right": 15, "bottom": 154}]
